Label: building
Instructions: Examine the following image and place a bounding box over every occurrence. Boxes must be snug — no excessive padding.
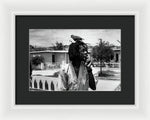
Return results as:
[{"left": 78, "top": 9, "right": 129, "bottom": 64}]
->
[
  {"left": 30, "top": 46, "right": 121, "bottom": 69},
  {"left": 112, "top": 46, "right": 121, "bottom": 63},
  {"left": 30, "top": 50, "right": 69, "bottom": 69}
]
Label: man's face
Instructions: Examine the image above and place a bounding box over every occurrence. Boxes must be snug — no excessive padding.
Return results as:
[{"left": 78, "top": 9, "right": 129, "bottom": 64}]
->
[{"left": 79, "top": 44, "right": 88, "bottom": 62}]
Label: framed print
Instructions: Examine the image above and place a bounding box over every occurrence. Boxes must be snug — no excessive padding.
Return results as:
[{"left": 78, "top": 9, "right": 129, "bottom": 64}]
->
[{"left": 15, "top": 14, "right": 135, "bottom": 105}]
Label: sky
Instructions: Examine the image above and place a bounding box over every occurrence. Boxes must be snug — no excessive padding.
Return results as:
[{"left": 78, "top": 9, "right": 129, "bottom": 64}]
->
[{"left": 29, "top": 29, "right": 121, "bottom": 47}]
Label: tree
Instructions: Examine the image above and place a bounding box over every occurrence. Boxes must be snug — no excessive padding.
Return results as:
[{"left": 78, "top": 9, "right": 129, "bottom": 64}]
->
[
  {"left": 91, "top": 39, "right": 114, "bottom": 76},
  {"left": 53, "top": 41, "right": 64, "bottom": 50},
  {"left": 29, "top": 45, "right": 35, "bottom": 52},
  {"left": 31, "top": 55, "right": 44, "bottom": 66}
]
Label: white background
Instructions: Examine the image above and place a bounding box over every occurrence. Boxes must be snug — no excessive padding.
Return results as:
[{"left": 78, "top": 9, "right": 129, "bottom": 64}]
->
[{"left": 0, "top": 0, "right": 150, "bottom": 120}]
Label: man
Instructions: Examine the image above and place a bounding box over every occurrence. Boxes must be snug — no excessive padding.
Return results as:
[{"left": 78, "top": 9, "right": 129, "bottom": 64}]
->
[{"left": 57, "top": 35, "right": 96, "bottom": 91}]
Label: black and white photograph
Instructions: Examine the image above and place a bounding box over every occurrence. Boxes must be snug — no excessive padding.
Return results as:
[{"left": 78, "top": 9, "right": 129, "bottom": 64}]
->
[
  {"left": 29, "top": 29, "right": 121, "bottom": 91},
  {"left": 15, "top": 15, "right": 134, "bottom": 104},
  {"left": 2, "top": 0, "right": 150, "bottom": 119}
]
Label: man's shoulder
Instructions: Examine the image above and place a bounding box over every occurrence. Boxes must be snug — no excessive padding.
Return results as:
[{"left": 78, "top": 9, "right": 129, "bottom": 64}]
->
[{"left": 60, "top": 63, "right": 69, "bottom": 73}]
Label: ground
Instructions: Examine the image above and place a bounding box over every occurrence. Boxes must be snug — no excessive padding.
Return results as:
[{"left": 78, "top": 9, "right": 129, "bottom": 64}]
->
[
  {"left": 92, "top": 67, "right": 121, "bottom": 91},
  {"left": 32, "top": 66, "right": 121, "bottom": 91}
]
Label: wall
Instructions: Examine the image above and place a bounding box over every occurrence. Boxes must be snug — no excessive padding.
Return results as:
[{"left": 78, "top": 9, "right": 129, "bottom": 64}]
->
[
  {"left": 30, "top": 52, "right": 69, "bottom": 65},
  {"left": 55, "top": 53, "right": 69, "bottom": 64},
  {"left": 30, "top": 52, "right": 52, "bottom": 63}
]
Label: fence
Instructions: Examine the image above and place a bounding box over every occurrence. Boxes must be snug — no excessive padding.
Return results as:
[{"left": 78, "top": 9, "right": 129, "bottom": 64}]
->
[
  {"left": 93, "top": 62, "right": 121, "bottom": 68},
  {"left": 29, "top": 70, "right": 120, "bottom": 91},
  {"left": 29, "top": 75, "right": 59, "bottom": 91},
  {"left": 44, "top": 62, "right": 61, "bottom": 69}
]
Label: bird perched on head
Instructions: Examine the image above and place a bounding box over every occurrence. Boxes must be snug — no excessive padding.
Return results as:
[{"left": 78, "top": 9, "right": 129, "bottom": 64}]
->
[{"left": 71, "top": 35, "right": 84, "bottom": 42}]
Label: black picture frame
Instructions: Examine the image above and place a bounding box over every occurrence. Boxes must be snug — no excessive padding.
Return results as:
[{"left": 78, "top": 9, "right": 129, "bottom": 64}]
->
[{"left": 15, "top": 15, "right": 135, "bottom": 105}]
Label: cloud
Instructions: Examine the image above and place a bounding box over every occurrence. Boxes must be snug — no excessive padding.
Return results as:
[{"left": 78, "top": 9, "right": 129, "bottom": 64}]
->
[{"left": 29, "top": 29, "right": 121, "bottom": 47}]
